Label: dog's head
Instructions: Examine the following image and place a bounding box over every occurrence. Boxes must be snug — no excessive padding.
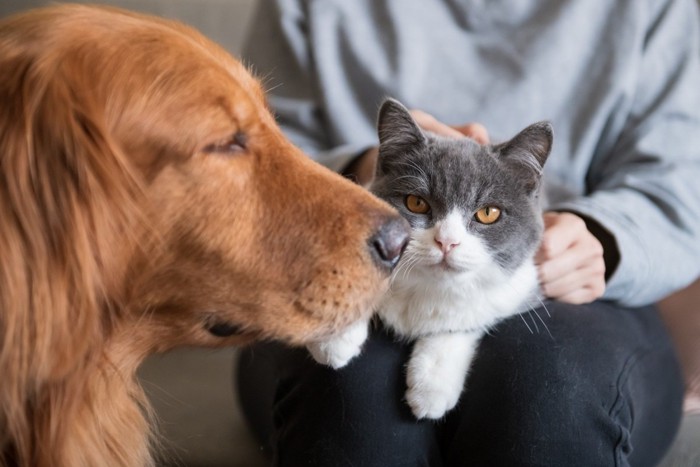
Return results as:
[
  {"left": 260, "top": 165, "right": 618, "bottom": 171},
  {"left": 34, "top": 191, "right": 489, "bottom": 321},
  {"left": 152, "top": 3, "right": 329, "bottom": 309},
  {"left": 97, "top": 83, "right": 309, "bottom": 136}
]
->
[
  {"left": 0, "top": 5, "right": 408, "bottom": 365},
  {"left": 0, "top": 5, "right": 410, "bottom": 465}
]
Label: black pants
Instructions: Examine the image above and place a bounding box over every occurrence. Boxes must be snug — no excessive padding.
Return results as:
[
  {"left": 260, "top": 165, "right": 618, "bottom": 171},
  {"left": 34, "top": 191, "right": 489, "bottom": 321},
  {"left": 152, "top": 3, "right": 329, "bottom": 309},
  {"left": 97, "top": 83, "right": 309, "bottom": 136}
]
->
[{"left": 236, "top": 301, "right": 684, "bottom": 466}]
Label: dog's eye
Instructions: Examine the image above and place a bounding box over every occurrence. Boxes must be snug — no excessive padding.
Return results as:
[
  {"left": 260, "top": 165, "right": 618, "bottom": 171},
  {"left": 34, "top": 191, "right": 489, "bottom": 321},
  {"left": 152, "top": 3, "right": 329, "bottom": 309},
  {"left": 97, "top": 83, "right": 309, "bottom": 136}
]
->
[
  {"left": 205, "top": 320, "right": 242, "bottom": 337},
  {"left": 203, "top": 132, "right": 247, "bottom": 155}
]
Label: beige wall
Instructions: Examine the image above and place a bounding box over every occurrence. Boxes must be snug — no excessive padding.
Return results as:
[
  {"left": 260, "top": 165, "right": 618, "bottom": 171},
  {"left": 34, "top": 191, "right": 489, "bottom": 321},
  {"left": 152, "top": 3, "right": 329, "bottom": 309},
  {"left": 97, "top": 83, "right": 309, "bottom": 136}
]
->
[{"left": 0, "top": 0, "right": 256, "bottom": 55}]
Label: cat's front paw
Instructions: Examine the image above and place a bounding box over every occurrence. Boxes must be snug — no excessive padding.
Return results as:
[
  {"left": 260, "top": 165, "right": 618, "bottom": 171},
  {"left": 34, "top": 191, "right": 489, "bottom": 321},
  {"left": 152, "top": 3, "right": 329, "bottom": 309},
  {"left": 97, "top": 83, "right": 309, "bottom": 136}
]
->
[
  {"left": 405, "top": 378, "right": 462, "bottom": 420},
  {"left": 306, "top": 320, "right": 369, "bottom": 369},
  {"left": 405, "top": 337, "right": 472, "bottom": 419}
]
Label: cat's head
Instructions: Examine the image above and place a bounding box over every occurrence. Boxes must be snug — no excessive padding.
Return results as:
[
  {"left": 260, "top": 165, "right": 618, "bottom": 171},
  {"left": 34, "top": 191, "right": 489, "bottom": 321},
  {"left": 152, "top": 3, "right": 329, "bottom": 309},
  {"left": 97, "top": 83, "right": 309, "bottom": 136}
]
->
[{"left": 371, "top": 98, "right": 552, "bottom": 279}]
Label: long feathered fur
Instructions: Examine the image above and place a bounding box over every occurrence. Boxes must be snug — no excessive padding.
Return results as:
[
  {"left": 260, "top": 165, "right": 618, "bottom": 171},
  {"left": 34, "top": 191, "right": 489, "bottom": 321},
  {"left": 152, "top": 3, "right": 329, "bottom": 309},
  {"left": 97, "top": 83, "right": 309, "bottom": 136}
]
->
[{"left": 0, "top": 17, "right": 153, "bottom": 464}]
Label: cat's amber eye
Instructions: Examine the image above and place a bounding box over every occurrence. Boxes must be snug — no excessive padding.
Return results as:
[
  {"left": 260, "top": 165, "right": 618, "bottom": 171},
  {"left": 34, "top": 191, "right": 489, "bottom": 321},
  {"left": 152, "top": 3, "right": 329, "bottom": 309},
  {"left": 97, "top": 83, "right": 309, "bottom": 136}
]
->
[
  {"left": 475, "top": 206, "right": 501, "bottom": 224},
  {"left": 405, "top": 195, "right": 431, "bottom": 214}
]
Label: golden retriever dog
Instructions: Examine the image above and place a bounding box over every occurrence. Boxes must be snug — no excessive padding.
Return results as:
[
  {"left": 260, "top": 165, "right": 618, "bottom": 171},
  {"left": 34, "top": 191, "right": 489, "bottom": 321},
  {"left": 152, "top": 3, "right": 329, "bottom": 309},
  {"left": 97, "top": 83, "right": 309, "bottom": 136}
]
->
[{"left": 0, "top": 5, "right": 409, "bottom": 466}]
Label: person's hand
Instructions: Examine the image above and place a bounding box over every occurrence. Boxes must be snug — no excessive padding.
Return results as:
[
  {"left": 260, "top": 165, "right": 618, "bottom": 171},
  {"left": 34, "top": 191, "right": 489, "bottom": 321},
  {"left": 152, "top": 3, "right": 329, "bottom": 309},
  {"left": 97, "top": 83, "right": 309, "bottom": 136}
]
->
[
  {"left": 410, "top": 109, "right": 489, "bottom": 144},
  {"left": 347, "top": 110, "right": 489, "bottom": 186},
  {"left": 536, "top": 212, "right": 606, "bottom": 304}
]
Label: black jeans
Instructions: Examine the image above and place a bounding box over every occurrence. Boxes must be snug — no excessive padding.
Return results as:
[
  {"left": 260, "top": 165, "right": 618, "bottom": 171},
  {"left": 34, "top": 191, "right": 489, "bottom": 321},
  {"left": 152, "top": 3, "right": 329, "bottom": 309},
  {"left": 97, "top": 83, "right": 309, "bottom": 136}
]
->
[{"left": 236, "top": 301, "right": 684, "bottom": 466}]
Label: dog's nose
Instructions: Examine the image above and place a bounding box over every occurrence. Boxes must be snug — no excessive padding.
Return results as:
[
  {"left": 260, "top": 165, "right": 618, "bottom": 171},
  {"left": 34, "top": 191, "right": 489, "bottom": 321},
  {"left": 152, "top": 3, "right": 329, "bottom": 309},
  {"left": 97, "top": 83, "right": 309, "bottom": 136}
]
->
[{"left": 369, "top": 216, "right": 410, "bottom": 271}]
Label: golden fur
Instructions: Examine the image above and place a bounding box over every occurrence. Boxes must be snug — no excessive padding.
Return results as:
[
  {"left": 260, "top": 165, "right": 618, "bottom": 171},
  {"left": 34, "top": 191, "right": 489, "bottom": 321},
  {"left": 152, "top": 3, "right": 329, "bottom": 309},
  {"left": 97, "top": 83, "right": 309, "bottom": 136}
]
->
[{"left": 0, "top": 5, "right": 404, "bottom": 466}]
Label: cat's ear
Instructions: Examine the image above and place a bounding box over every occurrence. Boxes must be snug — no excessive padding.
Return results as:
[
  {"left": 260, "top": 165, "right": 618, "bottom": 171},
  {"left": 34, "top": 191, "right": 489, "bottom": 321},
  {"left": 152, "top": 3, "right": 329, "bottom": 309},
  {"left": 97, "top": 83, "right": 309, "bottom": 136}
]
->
[
  {"left": 496, "top": 121, "right": 553, "bottom": 188},
  {"left": 376, "top": 98, "right": 426, "bottom": 173},
  {"left": 377, "top": 98, "right": 426, "bottom": 147}
]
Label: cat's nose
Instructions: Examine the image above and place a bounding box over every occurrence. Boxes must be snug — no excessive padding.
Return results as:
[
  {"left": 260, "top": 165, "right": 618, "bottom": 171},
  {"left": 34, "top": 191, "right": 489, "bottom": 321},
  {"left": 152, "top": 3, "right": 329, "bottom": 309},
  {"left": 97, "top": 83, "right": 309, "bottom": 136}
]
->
[
  {"left": 369, "top": 216, "right": 410, "bottom": 271},
  {"left": 434, "top": 237, "right": 460, "bottom": 254}
]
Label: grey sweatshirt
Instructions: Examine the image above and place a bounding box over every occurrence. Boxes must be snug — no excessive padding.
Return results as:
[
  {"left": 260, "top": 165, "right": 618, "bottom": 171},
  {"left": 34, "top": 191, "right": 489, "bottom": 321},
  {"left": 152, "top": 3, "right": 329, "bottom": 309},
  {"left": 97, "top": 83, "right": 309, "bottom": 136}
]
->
[{"left": 243, "top": 0, "right": 700, "bottom": 306}]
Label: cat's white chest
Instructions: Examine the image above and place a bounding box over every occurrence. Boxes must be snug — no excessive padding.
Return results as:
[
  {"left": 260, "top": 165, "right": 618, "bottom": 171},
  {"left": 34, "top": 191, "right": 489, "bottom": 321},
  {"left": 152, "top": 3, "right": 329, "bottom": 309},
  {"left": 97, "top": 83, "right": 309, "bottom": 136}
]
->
[
  {"left": 378, "top": 257, "right": 540, "bottom": 419},
  {"left": 379, "top": 259, "right": 539, "bottom": 337}
]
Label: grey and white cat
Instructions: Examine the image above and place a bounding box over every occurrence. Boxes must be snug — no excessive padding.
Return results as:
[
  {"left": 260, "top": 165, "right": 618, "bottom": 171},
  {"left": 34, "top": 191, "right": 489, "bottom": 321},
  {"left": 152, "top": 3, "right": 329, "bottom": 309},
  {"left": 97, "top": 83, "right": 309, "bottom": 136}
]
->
[{"left": 308, "top": 99, "right": 552, "bottom": 419}]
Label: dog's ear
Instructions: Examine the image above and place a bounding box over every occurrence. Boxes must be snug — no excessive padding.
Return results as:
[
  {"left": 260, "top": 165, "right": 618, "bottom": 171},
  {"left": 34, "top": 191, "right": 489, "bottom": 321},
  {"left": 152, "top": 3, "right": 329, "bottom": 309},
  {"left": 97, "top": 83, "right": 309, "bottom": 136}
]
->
[{"left": 0, "top": 49, "right": 143, "bottom": 387}]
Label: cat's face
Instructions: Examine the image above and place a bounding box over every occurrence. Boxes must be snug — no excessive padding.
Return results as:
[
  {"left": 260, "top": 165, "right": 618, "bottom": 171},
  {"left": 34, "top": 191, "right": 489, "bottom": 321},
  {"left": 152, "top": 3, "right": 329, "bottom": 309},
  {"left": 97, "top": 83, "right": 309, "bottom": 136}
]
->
[{"left": 371, "top": 99, "right": 552, "bottom": 278}]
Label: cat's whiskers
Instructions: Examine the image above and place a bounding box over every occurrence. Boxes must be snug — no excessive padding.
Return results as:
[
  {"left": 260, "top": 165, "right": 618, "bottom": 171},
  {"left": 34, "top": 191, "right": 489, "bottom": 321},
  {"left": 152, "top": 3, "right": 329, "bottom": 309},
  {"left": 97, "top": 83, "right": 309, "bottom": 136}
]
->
[
  {"left": 524, "top": 293, "right": 554, "bottom": 338},
  {"left": 527, "top": 308, "right": 540, "bottom": 333},
  {"left": 518, "top": 314, "right": 534, "bottom": 334},
  {"left": 529, "top": 306, "right": 553, "bottom": 339},
  {"left": 392, "top": 174, "right": 428, "bottom": 186},
  {"left": 532, "top": 294, "right": 552, "bottom": 318},
  {"left": 392, "top": 252, "right": 416, "bottom": 283},
  {"left": 391, "top": 260, "right": 410, "bottom": 284},
  {"left": 510, "top": 285, "right": 554, "bottom": 338},
  {"left": 516, "top": 296, "right": 542, "bottom": 334},
  {"left": 395, "top": 252, "right": 423, "bottom": 282},
  {"left": 405, "top": 261, "right": 422, "bottom": 280},
  {"left": 500, "top": 280, "right": 551, "bottom": 336}
]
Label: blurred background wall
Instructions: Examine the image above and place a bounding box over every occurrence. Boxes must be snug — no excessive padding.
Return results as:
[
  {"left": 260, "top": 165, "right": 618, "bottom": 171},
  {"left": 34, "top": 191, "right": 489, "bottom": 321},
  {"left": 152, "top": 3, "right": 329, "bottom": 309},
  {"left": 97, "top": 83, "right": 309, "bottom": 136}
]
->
[{"left": 0, "top": 0, "right": 256, "bottom": 56}]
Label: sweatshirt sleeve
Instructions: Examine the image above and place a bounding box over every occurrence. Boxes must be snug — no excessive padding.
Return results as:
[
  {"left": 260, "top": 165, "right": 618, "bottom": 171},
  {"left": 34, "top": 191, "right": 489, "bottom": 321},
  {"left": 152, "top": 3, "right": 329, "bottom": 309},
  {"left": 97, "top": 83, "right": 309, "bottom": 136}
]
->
[
  {"left": 241, "top": 0, "right": 368, "bottom": 173},
  {"left": 549, "top": 0, "right": 700, "bottom": 306}
]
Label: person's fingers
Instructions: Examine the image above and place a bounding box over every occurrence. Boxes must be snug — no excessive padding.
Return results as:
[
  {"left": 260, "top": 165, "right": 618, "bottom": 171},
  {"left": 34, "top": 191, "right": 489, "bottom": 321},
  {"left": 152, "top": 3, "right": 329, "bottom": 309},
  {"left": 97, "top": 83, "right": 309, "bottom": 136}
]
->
[
  {"left": 537, "top": 240, "right": 604, "bottom": 285},
  {"left": 556, "top": 283, "right": 607, "bottom": 305},
  {"left": 454, "top": 122, "right": 490, "bottom": 144},
  {"left": 535, "top": 213, "right": 585, "bottom": 262},
  {"left": 409, "top": 109, "right": 490, "bottom": 144},
  {"left": 540, "top": 262, "right": 606, "bottom": 302},
  {"left": 410, "top": 109, "right": 465, "bottom": 138}
]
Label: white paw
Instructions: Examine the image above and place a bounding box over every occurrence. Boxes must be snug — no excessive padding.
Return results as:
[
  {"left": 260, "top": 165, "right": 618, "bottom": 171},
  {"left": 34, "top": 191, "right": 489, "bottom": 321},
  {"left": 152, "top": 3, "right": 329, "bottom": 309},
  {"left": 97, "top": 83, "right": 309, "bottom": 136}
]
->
[
  {"left": 405, "top": 336, "right": 472, "bottom": 419},
  {"left": 405, "top": 376, "right": 462, "bottom": 420},
  {"left": 306, "top": 321, "right": 369, "bottom": 369}
]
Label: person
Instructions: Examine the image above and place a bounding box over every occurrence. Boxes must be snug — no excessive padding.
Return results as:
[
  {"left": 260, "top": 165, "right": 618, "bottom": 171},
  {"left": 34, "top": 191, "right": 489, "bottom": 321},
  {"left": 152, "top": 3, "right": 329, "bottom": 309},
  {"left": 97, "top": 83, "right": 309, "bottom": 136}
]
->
[{"left": 235, "top": 0, "right": 700, "bottom": 465}]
